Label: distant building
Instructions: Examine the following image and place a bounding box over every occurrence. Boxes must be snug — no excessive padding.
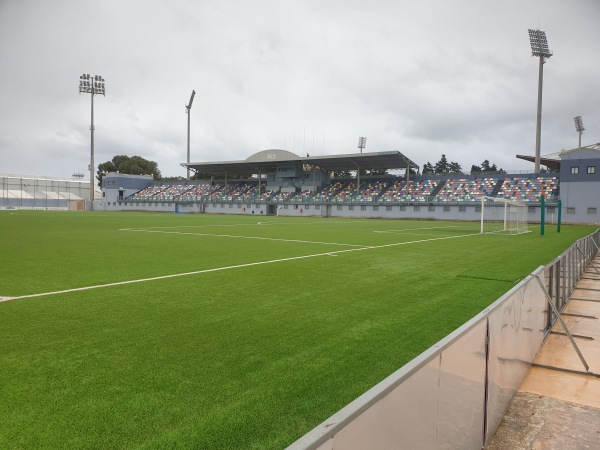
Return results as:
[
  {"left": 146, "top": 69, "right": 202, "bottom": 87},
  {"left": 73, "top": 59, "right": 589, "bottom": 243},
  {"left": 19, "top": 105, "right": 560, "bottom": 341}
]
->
[
  {"left": 0, "top": 173, "right": 98, "bottom": 210},
  {"left": 101, "top": 173, "right": 153, "bottom": 206},
  {"left": 558, "top": 146, "right": 600, "bottom": 223},
  {"left": 96, "top": 145, "right": 600, "bottom": 225}
]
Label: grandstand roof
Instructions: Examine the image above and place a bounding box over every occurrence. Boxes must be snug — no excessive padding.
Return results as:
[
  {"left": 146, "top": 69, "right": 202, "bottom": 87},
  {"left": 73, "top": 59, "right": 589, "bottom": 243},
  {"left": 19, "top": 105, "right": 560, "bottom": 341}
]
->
[
  {"left": 558, "top": 142, "right": 600, "bottom": 155},
  {"left": 182, "top": 150, "right": 418, "bottom": 177},
  {"left": 516, "top": 144, "right": 600, "bottom": 171},
  {"left": 515, "top": 154, "right": 561, "bottom": 171},
  {"left": 0, "top": 173, "right": 90, "bottom": 182}
]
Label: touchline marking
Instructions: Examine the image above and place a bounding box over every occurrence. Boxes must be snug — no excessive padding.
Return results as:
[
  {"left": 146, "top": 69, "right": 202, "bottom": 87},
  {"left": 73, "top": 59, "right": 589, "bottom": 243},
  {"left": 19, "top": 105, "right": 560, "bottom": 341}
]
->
[
  {"left": 2, "top": 232, "right": 479, "bottom": 302},
  {"left": 120, "top": 220, "right": 354, "bottom": 230},
  {"left": 256, "top": 221, "right": 354, "bottom": 226},
  {"left": 122, "top": 224, "right": 261, "bottom": 230},
  {"left": 374, "top": 226, "right": 462, "bottom": 234},
  {"left": 120, "top": 228, "right": 364, "bottom": 247}
]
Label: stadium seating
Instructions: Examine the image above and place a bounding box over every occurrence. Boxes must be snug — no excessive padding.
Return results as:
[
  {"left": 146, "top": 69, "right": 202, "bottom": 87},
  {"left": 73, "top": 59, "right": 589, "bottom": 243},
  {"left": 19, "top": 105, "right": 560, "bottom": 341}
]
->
[
  {"left": 382, "top": 180, "right": 438, "bottom": 203},
  {"left": 357, "top": 180, "right": 389, "bottom": 202},
  {"left": 497, "top": 176, "right": 558, "bottom": 203},
  {"left": 434, "top": 178, "right": 497, "bottom": 203},
  {"left": 126, "top": 175, "right": 559, "bottom": 206}
]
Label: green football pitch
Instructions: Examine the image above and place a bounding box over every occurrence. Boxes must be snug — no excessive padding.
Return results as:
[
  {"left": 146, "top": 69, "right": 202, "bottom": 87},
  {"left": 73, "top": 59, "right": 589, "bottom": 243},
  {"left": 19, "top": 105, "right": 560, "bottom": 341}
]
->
[{"left": 0, "top": 211, "right": 596, "bottom": 449}]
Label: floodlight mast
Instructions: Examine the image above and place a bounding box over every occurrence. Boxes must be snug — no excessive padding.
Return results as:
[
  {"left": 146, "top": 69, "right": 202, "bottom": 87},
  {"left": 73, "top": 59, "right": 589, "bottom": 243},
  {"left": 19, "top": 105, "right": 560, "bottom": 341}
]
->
[
  {"left": 528, "top": 29, "right": 552, "bottom": 173},
  {"left": 186, "top": 90, "right": 195, "bottom": 181},
  {"left": 78, "top": 74, "right": 106, "bottom": 208},
  {"left": 574, "top": 116, "right": 585, "bottom": 147},
  {"left": 358, "top": 136, "right": 367, "bottom": 153}
]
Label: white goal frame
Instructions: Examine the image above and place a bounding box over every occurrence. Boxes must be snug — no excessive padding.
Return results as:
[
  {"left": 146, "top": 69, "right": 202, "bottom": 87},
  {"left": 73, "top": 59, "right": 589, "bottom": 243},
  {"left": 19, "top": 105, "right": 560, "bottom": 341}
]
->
[{"left": 480, "top": 197, "right": 529, "bottom": 234}]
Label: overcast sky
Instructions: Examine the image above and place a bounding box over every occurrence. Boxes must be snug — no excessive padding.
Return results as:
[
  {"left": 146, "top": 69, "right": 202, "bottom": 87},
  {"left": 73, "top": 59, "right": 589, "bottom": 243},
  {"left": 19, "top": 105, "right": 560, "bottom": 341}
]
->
[{"left": 1, "top": 0, "right": 599, "bottom": 179}]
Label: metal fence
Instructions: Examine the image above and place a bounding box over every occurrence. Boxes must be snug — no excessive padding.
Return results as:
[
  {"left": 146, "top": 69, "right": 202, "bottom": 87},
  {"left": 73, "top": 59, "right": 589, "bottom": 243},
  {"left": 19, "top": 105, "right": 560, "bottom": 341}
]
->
[
  {"left": 287, "top": 229, "right": 600, "bottom": 450},
  {"left": 0, "top": 175, "right": 90, "bottom": 209},
  {"left": 543, "top": 231, "right": 599, "bottom": 330}
]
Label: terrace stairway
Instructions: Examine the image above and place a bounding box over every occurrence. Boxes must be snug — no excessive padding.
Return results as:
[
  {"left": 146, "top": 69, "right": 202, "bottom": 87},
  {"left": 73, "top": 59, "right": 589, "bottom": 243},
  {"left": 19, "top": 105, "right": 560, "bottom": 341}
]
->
[
  {"left": 490, "top": 178, "right": 505, "bottom": 198},
  {"left": 430, "top": 180, "right": 445, "bottom": 197}
]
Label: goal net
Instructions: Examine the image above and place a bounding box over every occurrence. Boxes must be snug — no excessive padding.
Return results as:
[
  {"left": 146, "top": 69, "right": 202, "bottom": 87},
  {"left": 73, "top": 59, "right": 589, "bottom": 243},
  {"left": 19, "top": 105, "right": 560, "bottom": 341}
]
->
[{"left": 480, "top": 197, "right": 529, "bottom": 234}]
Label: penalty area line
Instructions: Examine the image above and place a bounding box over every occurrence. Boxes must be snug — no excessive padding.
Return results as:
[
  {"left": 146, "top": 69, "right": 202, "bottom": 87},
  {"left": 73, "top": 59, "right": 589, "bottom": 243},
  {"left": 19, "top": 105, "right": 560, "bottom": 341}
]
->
[{"left": 2, "top": 232, "right": 479, "bottom": 302}]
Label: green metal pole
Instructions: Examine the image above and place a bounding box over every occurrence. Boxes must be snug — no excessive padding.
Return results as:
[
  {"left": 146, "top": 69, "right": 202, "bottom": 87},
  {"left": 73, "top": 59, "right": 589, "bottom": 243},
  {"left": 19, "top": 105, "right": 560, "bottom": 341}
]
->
[
  {"left": 557, "top": 199, "right": 562, "bottom": 233},
  {"left": 540, "top": 195, "right": 545, "bottom": 236}
]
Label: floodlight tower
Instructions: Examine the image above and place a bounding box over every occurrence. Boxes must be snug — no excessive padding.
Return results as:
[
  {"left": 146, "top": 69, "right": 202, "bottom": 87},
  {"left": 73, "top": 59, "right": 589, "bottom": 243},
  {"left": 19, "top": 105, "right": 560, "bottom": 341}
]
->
[
  {"left": 574, "top": 116, "right": 585, "bottom": 147},
  {"left": 528, "top": 29, "right": 553, "bottom": 173},
  {"left": 358, "top": 136, "right": 367, "bottom": 153},
  {"left": 185, "top": 90, "right": 196, "bottom": 181},
  {"left": 78, "top": 74, "right": 106, "bottom": 207}
]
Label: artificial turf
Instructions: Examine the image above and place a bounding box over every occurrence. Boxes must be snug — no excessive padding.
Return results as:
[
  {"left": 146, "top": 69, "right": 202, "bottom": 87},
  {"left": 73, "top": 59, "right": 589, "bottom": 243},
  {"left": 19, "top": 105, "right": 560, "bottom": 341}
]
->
[{"left": 0, "top": 210, "right": 596, "bottom": 448}]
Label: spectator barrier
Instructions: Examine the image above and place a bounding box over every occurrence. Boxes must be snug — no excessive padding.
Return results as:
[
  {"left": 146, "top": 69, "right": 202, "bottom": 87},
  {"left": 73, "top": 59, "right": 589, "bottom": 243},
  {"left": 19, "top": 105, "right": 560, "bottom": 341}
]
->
[{"left": 286, "top": 229, "right": 600, "bottom": 450}]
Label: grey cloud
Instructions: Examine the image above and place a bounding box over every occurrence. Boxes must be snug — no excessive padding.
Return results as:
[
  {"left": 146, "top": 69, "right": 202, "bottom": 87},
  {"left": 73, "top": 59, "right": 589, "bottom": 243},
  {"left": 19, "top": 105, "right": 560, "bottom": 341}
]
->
[{"left": 1, "top": 0, "right": 599, "bottom": 178}]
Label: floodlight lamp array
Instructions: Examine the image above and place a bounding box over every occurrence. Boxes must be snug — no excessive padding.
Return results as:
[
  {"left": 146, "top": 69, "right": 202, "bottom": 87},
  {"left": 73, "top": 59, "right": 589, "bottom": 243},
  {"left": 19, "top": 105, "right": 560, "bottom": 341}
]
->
[
  {"left": 187, "top": 90, "right": 196, "bottom": 110},
  {"left": 528, "top": 29, "right": 552, "bottom": 58},
  {"left": 574, "top": 116, "right": 585, "bottom": 132},
  {"left": 79, "top": 73, "right": 106, "bottom": 95},
  {"left": 358, "top": 136, "right": 367, "bottom": 149}
]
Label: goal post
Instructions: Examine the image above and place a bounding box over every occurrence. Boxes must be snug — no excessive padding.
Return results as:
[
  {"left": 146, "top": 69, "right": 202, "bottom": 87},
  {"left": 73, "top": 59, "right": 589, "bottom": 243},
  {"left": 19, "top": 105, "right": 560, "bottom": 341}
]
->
[{"left": 480, "top": 196, "right": 529, "bottom": 234}]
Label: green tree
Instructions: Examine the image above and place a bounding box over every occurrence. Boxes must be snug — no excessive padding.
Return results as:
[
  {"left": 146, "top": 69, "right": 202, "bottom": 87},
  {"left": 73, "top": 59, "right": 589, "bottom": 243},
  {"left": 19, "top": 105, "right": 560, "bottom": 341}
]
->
[
  {"left": 422, "top": 162, "right": 434, "bottom": 174},
  {"left": 97, "top": 161, "right": 116, "bottom": 187},
  {"left": 434, "top": 154, "right": 450, "bottom": 174},
  {"left": 97, "top": 155, "right": 161, "bottom": 187},
  {"left": 478, "top": 160, "right": 504, "bottom": 174},
  {"left": 448, "top": 162, "right": 462, "bottom": 174}
]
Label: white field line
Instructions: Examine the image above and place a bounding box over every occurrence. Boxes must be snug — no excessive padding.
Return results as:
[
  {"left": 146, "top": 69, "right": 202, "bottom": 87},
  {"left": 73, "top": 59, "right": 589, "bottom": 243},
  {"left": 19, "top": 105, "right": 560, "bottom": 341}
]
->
[
  {"left": 123, "top": 220, "right": 354, "bottom": 230},
  {"left": 256, "top": 221, "right": 355, "bottom": 226},
  {"left": 374, "top": 226, "right": 462, "bottom": 234},
  {"left": 125, "top": 224, "right": 265, "bottom": 230},
  {"left": 1, "top": 232, "right": 480, "bottom": 302},
  {"left": 120, "top": 228, "right": 364, "bottom": 247}
]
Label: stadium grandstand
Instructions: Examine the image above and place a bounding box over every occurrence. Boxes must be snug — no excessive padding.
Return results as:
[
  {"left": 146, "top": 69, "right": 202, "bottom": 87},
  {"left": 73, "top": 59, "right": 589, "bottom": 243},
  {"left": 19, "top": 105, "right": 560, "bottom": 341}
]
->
[
  {"left": 101, "top": 143, "right": 599, "bottom": 224},
  {"left": 0, "top": 173, "right": 100, "bottom": 210}
]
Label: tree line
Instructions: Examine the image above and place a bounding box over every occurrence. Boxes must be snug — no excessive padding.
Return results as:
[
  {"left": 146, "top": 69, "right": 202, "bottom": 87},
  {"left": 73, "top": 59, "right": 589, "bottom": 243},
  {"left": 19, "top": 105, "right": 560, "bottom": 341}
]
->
[
  {"left": 422, "top": 154, "right": 505, "bottom": 175},
  {"left": 97, "top": 155, "right": 161, "bottom": 186}
]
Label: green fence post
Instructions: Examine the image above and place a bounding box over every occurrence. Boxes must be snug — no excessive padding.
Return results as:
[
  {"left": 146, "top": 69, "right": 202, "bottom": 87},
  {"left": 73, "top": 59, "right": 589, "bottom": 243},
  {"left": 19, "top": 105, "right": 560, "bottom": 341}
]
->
[
  {"left": 540, "top": 195, "right": 545, "bottom": 236},
  {"left": 557, "top": 199, "right": 562, "bottom": 233}
]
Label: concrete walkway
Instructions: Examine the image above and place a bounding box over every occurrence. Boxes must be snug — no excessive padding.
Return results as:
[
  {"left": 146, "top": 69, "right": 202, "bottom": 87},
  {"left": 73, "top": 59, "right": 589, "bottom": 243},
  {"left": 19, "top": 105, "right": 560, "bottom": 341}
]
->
[{"left": 486, "top": 256, "right": 600, "bottom": 449}]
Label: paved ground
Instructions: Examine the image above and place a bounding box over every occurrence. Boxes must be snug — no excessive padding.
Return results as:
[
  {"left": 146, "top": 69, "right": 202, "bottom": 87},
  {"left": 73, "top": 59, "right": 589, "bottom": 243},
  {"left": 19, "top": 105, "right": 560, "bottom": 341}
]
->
[
  {"left": 486, "top": 257, "right": 600, "bottom": 450},
  {"left": 486, "top": 392, "right": 600, "bottom": 450}
]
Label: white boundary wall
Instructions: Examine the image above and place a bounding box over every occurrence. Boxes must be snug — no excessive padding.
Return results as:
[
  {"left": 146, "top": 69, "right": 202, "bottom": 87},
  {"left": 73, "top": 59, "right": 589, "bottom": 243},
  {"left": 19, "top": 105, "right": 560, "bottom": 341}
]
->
[
  {"left": 108, "top": 200, "right": 549, "bottom": 223},
  {"left": 287, "top": 230, "right": 600, "bottom": 450}
]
